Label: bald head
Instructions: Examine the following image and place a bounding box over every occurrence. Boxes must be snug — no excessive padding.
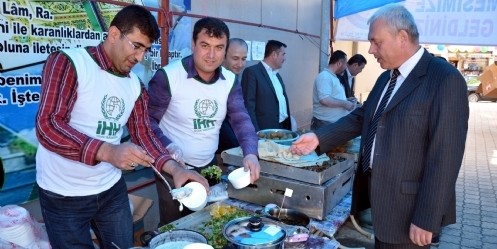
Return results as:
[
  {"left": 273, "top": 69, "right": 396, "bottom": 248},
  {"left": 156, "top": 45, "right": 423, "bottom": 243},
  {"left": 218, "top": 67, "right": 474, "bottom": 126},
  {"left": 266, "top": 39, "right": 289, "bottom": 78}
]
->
[{"left": 223, "top": 38, "right": 248, "bottom": 75}]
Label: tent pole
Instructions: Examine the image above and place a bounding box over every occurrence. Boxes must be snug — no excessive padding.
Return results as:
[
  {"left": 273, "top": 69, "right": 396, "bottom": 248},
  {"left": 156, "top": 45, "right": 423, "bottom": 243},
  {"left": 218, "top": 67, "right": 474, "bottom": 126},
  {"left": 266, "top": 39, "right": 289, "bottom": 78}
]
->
[
  {"left": 320, "top": 0, "right": 331, "bottom": 71},
  {"left": 160, "top": 0, "right": 170, "bottom": 66}
]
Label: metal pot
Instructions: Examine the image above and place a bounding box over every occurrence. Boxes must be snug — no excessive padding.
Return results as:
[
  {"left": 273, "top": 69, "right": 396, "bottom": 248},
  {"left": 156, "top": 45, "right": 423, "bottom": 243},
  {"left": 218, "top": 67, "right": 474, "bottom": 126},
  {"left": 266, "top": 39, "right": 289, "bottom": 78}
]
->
[
  {"left": 257, "top": 204, "right": 310, "bottom": 227},
  {"left": 140, "top": 229, "right": 207, "bottom": 248},
  {"left": 223, "top": 216, "right": 286, "bottom": 249},
  {"left": 265, "top": 207, "right": 310, "bottom": 227}
]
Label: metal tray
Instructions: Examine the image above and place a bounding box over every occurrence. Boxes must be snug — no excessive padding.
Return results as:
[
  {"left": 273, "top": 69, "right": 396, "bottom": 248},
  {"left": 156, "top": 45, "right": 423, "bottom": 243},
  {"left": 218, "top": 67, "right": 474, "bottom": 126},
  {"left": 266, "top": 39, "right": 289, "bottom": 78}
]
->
[
  {"left": 221, "top": 150, "right": 354, "bottom": 185},
  {"left": 227, "top": 166, "right": 355, "bottom": 220}
]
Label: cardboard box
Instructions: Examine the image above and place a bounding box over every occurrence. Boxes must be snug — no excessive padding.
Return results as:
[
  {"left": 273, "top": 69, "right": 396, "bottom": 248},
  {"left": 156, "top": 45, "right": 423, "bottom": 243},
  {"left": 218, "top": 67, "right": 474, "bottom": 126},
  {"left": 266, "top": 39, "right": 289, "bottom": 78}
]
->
[
  {"left": 479, "top": 64, "right": 497, "bottom": 97},
  {"left": 92, "top": 194, "right": 153, "bottom": 247},
  {"left": 129, "top": 194, "right": 153, "bottom": 246}
]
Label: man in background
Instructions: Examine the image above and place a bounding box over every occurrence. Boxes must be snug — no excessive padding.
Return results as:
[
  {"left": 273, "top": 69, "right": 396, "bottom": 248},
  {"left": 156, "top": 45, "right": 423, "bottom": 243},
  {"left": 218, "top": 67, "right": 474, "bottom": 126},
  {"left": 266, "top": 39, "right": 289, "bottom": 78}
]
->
[
  {"left": 241, "top": 40, "right": 291, "bottom": 131},
  {"left": 312, "top": 50, "right": 355, "bottom": 130},
  {"left": 338, "top": 54, "right": 367, "bottom": 98},
  {"left": 217, "top": 38, "right": 249, "bottom": 154},
  {"left": 291, "top": 4, "right": 468, "bottom": 248},
  {"left": 148, "top": 18, "right": 260, "bottom": 226},
  {"left": 223, "top": 38, "right": 248, "bottom": 75},
  {"left": 35, "top": 5, "right": 206, "bottom": 248}
]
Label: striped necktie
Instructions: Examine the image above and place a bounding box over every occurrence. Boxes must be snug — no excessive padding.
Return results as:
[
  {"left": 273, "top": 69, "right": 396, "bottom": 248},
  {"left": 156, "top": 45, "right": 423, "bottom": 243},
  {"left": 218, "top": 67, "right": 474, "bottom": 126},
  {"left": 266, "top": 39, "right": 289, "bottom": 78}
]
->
[{"left": 361, "top": 69, "right": 400, "bottom": 173}]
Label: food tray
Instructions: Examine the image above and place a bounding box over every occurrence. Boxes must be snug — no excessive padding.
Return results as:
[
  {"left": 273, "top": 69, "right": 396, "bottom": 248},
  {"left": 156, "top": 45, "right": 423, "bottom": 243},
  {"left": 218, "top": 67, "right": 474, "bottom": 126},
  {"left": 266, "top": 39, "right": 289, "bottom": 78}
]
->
[{"left": 222, "top": 150, "right": 354, "bottom": 185}]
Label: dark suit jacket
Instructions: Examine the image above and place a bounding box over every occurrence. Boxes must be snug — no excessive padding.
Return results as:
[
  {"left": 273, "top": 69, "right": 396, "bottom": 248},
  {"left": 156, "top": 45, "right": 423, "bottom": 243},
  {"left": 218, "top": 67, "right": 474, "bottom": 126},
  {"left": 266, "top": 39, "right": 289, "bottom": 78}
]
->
[
  {"left": 241, "top": 62, "right": 291, "bottom": 131},
  {"left": 338, "top": 69, "right": 354, "bottom": 98},
  {"left": 314, "top": 50, "right": 468, "bottom": 244}
]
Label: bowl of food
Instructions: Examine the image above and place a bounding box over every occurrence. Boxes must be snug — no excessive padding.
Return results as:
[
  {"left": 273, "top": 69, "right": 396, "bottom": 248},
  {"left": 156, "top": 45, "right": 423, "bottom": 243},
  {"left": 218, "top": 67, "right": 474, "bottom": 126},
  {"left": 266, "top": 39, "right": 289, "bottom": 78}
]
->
[{"left": 257, "top": 129, "right": 299, "bottom": 146}]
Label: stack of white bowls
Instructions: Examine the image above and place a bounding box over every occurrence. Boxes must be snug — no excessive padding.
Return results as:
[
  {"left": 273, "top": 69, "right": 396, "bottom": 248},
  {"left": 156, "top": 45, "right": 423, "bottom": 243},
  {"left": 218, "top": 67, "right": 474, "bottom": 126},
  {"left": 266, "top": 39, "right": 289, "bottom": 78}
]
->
[{"left": 0, "top": 205, "right": 50, "bottom": 249}]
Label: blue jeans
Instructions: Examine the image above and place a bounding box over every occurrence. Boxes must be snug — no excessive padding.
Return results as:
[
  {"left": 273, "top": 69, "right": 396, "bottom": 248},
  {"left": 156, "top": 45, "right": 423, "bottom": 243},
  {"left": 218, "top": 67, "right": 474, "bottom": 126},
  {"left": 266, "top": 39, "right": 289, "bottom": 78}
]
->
[{"left": 39, "top": 177, "right": 133, "bottom": 249}]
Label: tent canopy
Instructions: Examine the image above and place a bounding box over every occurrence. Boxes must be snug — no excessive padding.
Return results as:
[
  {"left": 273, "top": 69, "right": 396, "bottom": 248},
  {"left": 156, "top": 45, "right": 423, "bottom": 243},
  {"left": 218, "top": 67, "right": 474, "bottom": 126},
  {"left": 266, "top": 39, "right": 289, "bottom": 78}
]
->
[
  {"left": 335, "top": 0, "right": 402, "bottom": 18},
  {"left": 334, "top": 0, "right": 497, "bottom": 46}
]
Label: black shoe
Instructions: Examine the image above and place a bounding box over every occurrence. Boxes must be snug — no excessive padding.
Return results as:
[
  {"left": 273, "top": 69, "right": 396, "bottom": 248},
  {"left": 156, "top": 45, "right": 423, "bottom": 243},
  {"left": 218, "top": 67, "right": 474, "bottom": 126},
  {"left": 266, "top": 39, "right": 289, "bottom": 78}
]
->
[{"left": 431, "top": 235, "right": 440, "bottom": 246}]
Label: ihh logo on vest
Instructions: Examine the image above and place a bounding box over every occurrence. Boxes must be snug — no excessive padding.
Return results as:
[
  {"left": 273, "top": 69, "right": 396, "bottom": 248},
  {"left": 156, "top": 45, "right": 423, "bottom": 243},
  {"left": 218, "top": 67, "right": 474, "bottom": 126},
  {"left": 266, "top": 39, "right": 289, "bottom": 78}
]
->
[
  {"left": 96, "top": 95, "right": 125, "bottom": 138},
  {"left": 193, "top": 99, "right": 218, "bottom": 131}
]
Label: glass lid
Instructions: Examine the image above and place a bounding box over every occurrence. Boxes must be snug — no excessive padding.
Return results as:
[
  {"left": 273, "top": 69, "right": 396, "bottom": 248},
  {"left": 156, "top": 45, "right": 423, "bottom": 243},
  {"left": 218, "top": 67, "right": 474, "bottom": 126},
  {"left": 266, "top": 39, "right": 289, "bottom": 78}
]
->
[{"left": 223, "top": 216, "right": 286, "bottom": 246}]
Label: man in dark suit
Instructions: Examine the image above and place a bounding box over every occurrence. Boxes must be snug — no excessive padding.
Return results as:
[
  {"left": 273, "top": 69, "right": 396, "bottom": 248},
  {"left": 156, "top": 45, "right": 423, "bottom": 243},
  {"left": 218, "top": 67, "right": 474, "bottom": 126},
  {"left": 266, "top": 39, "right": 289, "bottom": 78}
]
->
[
  {"left": 241, "top": 40, "right": 291, "bottom": 131},
  {"left": 290, "top": 4, "right": 468, "bottom": 249},
  {"left": 338, "top": 54, "right": 368, "bottom": 98},
  {"left": 217, "top": 38, "right": 248, "bottom": 154}
]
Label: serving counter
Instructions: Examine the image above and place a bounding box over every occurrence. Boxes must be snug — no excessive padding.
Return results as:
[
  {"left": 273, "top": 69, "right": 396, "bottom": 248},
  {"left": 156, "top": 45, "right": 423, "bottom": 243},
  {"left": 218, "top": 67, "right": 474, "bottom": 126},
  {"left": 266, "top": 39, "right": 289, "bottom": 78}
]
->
[{"left": 161, "top": 192, "right": 352, "bottom": 249}]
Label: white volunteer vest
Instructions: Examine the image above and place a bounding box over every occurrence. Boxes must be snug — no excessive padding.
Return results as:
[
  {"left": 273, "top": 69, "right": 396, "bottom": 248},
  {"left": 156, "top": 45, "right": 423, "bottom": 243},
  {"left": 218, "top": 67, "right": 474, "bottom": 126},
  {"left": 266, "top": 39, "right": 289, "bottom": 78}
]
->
[
  {"left": 36, "top": 48, "right": 141, "bottom": 196},
  {"left": 158, "top": 60, "right": 235, "bottom": 166}
]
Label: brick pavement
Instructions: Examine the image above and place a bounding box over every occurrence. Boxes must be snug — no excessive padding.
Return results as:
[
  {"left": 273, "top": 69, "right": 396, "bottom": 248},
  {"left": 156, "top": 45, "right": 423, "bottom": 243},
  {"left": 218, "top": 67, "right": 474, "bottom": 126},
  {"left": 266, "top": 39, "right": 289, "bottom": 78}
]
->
[{"left": 435, "top": 102, "right": 497, "bottom": 249}]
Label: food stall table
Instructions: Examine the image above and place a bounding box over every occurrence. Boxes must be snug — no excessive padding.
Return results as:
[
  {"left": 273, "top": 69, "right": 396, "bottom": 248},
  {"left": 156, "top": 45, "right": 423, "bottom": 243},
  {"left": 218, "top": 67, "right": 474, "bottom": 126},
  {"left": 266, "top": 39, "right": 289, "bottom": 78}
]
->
[
  {"left": 222, "top": 192, "right": 352, "bottom": 238},
  {"left": 162, "top": 192, "right": 352, "bottom": 249}
]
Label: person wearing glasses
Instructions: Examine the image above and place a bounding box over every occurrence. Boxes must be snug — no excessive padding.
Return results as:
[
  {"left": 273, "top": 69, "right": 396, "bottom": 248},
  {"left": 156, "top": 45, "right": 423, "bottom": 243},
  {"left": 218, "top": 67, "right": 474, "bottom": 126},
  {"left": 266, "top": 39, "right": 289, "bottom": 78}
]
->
[
  {"left": 35, "top": 5, "right": 207, "bottom": 248},
  {"left": 148, "top": 17, "right": 260, "bottom": 226}
]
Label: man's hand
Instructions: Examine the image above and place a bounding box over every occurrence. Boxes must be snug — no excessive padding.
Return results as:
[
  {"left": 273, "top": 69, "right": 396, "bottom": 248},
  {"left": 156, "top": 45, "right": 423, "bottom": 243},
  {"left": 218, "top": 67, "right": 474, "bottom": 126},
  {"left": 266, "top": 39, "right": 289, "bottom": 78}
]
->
[
  {"left": 289, "top": 133, "right": 319, "bottom": 155},
  {"left": 409, "top": 223, "right": 433, "bottom": 247},
  {"left": 97, "top": 142, "right": 154, "bottom": 170},
  {"left": 162, "top": 160, "right": 209, "bottom": 191},
  {"left": 166, "top": 143, "right": 185, "bottom": 167},
  {"left": 242, "top": 154, "right": 260, "bottom": 183},
  {"left": 345, "top": 98, "right": 356, "bottom": 111}
]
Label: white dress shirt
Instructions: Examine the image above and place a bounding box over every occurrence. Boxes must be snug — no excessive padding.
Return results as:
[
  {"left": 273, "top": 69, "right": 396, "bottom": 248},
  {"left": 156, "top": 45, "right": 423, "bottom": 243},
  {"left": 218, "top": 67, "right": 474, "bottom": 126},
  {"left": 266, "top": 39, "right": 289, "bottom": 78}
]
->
[
  {"left": 369, "top": 47, "right": 424, "bottom": 167},
  {"left": 261, "top": 61, "right": 288, "bottom": 123}
]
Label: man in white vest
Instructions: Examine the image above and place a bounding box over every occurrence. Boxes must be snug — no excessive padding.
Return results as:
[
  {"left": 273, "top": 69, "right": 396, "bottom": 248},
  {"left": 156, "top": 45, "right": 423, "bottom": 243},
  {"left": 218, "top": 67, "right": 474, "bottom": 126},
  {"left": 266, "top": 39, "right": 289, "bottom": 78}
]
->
[
  {"left": 148, "top": 17, "right": 260, "bottom": 225},
  {"left": 35, "top": 5, "right": 207, "bottom": 248}
]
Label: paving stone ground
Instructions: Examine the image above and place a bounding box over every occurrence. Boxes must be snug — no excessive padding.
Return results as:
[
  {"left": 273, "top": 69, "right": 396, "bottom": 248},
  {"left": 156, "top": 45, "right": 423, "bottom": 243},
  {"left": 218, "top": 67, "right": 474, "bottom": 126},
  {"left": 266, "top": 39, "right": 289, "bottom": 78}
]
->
[{"left": 334, "top": 102, "right": 497, "bottom": 249}]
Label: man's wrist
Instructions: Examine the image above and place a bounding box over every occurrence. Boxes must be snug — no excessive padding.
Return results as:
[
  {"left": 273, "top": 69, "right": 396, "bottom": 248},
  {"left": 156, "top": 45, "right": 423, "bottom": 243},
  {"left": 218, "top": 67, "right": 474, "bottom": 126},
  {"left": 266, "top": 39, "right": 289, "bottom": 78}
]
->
[
  {"left": 95, "top": 142, "right": 113, "bottom": 163},
  {"left": 161, "top": 159, "right": 182, "bottom": 175}
]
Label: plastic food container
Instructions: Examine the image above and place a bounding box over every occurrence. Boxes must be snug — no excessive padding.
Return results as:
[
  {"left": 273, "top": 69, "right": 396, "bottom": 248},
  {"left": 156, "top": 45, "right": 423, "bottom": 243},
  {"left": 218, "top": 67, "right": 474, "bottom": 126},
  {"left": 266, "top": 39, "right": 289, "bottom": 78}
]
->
[
  {"left": 181, "top": 182, "right": 207, "bottom": 211},
  {"left": 228, "top": 167, "right": 251, "bottom": 189}
]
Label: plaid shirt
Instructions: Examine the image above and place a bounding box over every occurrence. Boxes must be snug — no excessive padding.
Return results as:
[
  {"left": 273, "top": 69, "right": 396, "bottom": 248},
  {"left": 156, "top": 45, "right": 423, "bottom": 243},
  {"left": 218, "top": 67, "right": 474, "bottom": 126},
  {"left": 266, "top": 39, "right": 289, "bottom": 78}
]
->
[{"left": 36, "top": 44, "right": 172, "bottom": 170}]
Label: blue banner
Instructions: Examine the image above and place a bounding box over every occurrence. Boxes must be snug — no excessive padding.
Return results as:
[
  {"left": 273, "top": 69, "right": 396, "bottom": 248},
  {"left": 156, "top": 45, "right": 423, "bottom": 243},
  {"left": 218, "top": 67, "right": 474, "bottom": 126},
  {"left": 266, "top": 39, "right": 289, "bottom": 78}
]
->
[{"left": 335, "top": 0, "right": 404, "bottom": 18}]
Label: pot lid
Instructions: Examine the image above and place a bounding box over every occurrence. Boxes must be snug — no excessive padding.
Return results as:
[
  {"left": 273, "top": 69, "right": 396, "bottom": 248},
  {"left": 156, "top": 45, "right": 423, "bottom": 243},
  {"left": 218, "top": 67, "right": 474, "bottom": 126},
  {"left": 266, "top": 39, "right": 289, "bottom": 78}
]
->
[{"left": 223, "top": 216, "right": 286, "bottom": 246}]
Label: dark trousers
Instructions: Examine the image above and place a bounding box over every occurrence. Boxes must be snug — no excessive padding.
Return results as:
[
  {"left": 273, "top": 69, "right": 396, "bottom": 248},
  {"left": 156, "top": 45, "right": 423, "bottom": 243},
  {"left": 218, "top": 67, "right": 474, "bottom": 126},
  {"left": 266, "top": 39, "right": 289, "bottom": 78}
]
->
[
  {"left": 310, "top": 116, "right": 331, "bottom": 131},
  {"left": 217, "top": 120, "right": 239, "bottom": 154},
  {"left": 375, "top": 237, "right": 430, "bottom": 249},
  {"left": 279, "top": 117, "right": 291, "bottom": 130}
]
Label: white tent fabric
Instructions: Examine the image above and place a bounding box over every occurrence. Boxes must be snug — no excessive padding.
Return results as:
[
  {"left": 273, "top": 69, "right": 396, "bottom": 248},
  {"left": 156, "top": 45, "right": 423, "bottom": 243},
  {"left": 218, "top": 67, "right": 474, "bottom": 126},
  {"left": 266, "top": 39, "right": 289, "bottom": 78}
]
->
[{"left": 335, "top": 0, "right": 497, "bottom": 46}]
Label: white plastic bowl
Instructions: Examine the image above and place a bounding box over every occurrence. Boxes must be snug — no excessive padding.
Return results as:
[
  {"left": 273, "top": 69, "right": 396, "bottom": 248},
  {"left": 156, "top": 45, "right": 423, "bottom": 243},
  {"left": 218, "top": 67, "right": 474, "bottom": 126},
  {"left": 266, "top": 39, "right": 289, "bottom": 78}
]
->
[
  {"left": 228, "top": 167, "right": 251, "bottom": 189},
  {"left": 181, "top": 182, "right": 207, "bottom": 211},
  {"left": 184, "top": 243, "right": 214, "bottom": 249}
]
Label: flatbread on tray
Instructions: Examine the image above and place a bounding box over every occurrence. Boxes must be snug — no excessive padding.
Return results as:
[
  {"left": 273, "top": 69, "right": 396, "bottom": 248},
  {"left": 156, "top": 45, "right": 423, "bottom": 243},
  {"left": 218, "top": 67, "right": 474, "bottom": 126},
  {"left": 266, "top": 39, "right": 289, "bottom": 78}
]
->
[{"left": 224, "top": 140, "right": 329, "bottom": 167}]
